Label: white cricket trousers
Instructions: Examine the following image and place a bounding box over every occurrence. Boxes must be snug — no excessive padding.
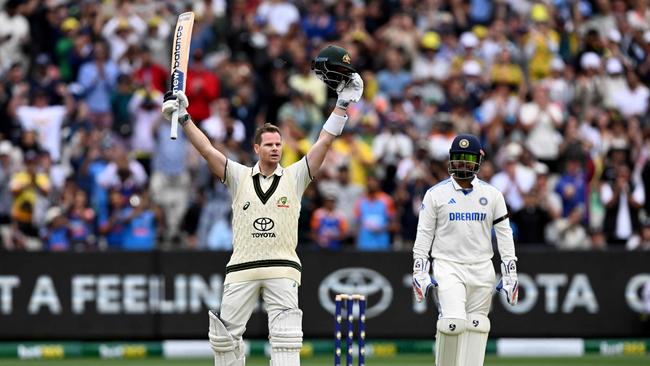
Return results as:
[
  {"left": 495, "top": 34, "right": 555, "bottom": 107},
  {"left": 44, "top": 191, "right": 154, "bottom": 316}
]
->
[
  {"left": 433, "top": 259, "right": 496, "bottom": 319},
  {"left": 219, "top": 278, "right": 300, "bottom": 340}
]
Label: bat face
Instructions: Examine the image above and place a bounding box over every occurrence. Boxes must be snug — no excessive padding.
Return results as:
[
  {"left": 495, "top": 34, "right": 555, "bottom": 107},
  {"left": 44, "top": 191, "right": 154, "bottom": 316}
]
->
[
  {"left": 170, "top": 12, "right": 195, "bottom": 95},
  {"left": 169, "top": 11, "right": 195, "bottom": 140}
]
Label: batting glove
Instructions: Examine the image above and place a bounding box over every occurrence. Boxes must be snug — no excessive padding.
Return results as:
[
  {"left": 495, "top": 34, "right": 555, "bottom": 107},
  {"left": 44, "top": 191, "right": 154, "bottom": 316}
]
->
[
  {"left": 412, "top": 258, "right": 438, "bottom": 303},
  {"left": 336, "top": 73, "right": 363, "bottom": 110},
  {"left": 497, "top": 260, "right": 519, "bottom": 306},
  {"left": 162, "top": 91, "right": 190, "bottom": 124}
]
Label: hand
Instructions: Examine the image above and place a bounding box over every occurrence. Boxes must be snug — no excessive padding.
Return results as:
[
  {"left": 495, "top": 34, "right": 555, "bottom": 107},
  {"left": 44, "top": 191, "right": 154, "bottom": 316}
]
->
[
  {"left": 496, "top": 260, "right": 518, "bottom": 306},
  {"left": 162, "top": 91, "right": 189, "bottom": 122},
  {"left": 412, "top": 258, "right": 437, "bottom": 303},
  {"left": 336, "top": 73, "right": 364, "bottom": 110}
]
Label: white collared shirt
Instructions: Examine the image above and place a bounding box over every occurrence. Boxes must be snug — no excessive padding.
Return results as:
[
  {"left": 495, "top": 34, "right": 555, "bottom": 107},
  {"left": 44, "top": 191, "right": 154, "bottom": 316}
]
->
[
  {"left": 413, "top": 176, "right": 516, "bottom": 264},
  {"left": 224, "top": 157, "right": 312, "bottom": 197}
]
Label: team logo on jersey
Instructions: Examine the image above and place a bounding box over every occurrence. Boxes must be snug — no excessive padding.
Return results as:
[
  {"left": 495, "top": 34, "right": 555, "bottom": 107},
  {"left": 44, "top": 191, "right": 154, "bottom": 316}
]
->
[
  {"left": 252, "top": 217, "right": 276, "bottom": 238},
  {"left": 277, "top": 196, "right": 289, "bottom": 208},
  {"left": 243, "top": 202, "right": 250, "bottom": 210},
  {"left": 459, "top": 139, "right": 470, "bottom": 148},
  {"left": 479, "top": 197, "right": 488, "bottom": 206}
]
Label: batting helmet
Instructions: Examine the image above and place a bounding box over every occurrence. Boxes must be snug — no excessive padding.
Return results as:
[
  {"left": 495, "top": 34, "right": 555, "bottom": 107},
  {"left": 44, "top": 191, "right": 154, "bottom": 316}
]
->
[
  {"left": 311, "top": 45, "right": 356, "bottom": 90},
  {"left": 448, "top": 134, "right": 484, "bottom": 179}
]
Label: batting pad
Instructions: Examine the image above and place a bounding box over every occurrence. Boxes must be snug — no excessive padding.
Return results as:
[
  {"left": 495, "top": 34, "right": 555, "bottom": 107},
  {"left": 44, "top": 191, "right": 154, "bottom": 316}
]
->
[
  {"left": 435, "top": 318, "right": 466, "bottom": 366},
  {"left": 269, "top": 309, "right": 303, "bottom": 366},
  {"left": 461, "top": 314, "right": 490, "bottom": 366},
  {"left": 208, "top": 311, "right": 245, "bottom": 366}
]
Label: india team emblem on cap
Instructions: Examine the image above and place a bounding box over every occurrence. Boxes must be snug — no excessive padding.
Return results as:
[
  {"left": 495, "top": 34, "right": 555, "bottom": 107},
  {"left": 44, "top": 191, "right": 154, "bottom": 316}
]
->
[
  {"left": 479, "top": 197, "right": 488, "bottom": 206},
  {"left": 459, "top": 139, "right": 470, "bottom": 148},
  {"left": 342, "top": 53, "right": 351, "bottom": 64}
]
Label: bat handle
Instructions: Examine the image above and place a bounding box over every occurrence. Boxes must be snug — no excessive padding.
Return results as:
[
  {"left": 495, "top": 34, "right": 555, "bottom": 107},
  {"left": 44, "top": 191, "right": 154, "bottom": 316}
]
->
[{"left": 170, "top": 110, "right": 179, "bottom": 140}]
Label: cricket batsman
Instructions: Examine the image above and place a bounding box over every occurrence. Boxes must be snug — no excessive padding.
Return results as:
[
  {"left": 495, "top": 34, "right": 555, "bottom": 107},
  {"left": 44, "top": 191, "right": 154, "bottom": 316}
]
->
[
  {"left": 161, "top": 45, "right": 363, "bottom": 366},
  {"left": 411, "top": 134, "right": 518, "bottom": 366}
]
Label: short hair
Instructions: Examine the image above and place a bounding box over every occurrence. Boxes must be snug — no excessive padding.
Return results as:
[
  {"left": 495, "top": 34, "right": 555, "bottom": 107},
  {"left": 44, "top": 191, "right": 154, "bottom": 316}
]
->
[{"left": 254, "top": 123, "right": 282, "bottom": 145}]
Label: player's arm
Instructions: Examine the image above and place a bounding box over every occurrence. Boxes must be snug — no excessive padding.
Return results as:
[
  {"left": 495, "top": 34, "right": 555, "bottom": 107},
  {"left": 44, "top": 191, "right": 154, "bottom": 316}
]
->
[
  {"left": 161, "top": 91, "right": 227, "bottom": 181},
  {"left": 493, "top": 191, "right": 516, "bottom": 263},
  {"left": 413, "top": 190, "right": 437, "bottom": 260},
  {"left": 493, "top": 190, "right": 518, "bottom": 305},
  {"left": 306, "top": 73, "right": 364, "bottom": 173},
  {"left": 412, "top": 190, "right": 438, "bottom": 302}
]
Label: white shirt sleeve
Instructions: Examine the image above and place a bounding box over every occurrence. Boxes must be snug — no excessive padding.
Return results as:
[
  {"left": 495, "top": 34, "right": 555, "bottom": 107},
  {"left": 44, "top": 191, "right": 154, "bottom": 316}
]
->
[
  {"left": 224, "top": 159, "right": 249, "bottom": 194},
  {"left": 413, "top": 190, "right": 437, "bottom": 261},
  {"left": 493, "top": 190, "right": 517, "bottom": 263},
  {"left": 633, "top": 183, "right": 645, "bottom": 205},
  {"left": 286, "top": 156, "right": 313, "bottom": 197}
]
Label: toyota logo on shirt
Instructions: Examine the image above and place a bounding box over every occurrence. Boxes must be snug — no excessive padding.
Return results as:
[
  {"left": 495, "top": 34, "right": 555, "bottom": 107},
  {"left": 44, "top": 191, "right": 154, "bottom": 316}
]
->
[{"left": 253, "top": 217, "right": 275, "bottom": 232}]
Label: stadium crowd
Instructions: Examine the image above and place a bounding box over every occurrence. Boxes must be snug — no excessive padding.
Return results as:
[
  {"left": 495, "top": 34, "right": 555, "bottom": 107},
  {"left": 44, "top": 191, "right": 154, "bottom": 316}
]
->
[{"left": 0, "top": 0, "right": 649, "bottom": 252}]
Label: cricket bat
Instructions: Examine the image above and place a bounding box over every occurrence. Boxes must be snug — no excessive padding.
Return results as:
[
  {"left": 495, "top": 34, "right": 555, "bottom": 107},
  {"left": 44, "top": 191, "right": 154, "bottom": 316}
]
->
[{"left": 169, "top": 11, "right": 195, "bottom": 139}]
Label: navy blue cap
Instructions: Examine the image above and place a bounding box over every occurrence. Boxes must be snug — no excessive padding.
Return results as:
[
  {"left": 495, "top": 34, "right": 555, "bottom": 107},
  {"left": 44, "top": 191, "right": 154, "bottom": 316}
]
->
[{"left": 449, "top": 134, "right": 482, "bottom": 156}]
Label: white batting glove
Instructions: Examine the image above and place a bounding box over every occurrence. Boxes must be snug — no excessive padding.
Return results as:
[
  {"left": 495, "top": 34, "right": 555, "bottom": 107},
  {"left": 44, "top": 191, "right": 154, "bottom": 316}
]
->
[
  {"left": 497, "top": 260, "right": 519, "bottom": 306},
  {"left": 162, "top": 91, "right": 190, "bottom": 123},
  {"left": 412, "top": 258, "right": 438, "bottom": 303},
  {"left": 336, "top": 73, "right": 363, "bottom": 110}
]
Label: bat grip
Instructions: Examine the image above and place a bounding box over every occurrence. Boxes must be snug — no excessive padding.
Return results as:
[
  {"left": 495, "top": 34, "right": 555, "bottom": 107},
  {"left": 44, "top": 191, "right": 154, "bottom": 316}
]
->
[{"left": 170, "top": 110, "right": 179, "bottom": 140}]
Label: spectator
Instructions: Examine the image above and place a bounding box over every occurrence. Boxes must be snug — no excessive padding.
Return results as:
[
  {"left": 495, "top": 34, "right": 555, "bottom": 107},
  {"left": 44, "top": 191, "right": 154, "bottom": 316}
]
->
[
  {"left": 121, "top": 191, "right": 158, "bottom": 251},
  {"left": 255, "top": 0, "right": 300, "bottom": 36},
  {"left": 133, "top": 46, "right": 168, "bottom": 93},
  {"left": 0, "top": 0, "right": 30, "bottom": 74},
  {"left": 43, "top": 206, "right": 70, "bottom": 251},
  {"left": 288, "top": 60, "right": 327, "bottom": 109},
  {"left": 329, "top": 128, "right": 374, "bottom": 186},
  {"left": 98, "top": 188, "right": 129, "bottom": 250},
  {"left": 490, "top": 144, "right": 536, "bottom": 212},
  {"left": 150, "top": 117, "right": 190, "bottom": 245},
  {"left": 13, "top": 85, "right": 74, "bottom": 163},
  {"left": 546, "top": 206, "right": 591, "bottom": 250},
  {"left": 372, "top": 122, "right": 413, "bottom": 168},
  {"left": 277, "top": 90, "right": 323, "bottom": 142},
  {"left": 0, "top": 141, "right": 14, "bottom": 249},
  {"left": 196, "top": 182, "right": 233, "bottom": 251},
  {"left": 319, "top": 165, "right": 364, "bottom": 240},
  {"left": 96, "top": 148, "right": 148, "bottom": 199},
  {"left": 511, "top": 188, "right": 552, "bottom": 245},
  {"left": 376, "top": 47, "right": 412, "bottom": 99},
  {"left": 355, "top": 175, "right": 396, "bottom": 251},
  {"left": 555, "top": 155, "right": 589, "bottom": 223},
  {"left": 519, "top": 84, "right": 564, "bottom": 172},
  {"left": 601, "top": 165, "right": 644, "bottom": 245},
  {"left": 311, "top": 195, "right": 348, "bottom": 250},
  {"left": 128, "top": 88, "right": 164, "bottom": 174},
  {"left": 67, "top": 188, "right": 96, "bottom": 251},
  {"left": 612, "top": 68, "right": 649, "bottom": 118},
  {"left": 301, "top": 2, "right": 336, "bottom": 43},
  {"left": 185, "top": 49, "right": 220, "bottom": 123},
  {"left": 77, "top": 39, "right": 119, "bottom": 129},
  {"left": 10, "top": 151, "right": 50, "bottom": 251}
]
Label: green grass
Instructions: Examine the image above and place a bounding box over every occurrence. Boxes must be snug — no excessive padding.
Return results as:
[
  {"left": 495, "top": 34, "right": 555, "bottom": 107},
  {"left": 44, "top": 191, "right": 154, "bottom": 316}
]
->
[{"left": 1, "top": 355, "right": 649, "bottom": 366}]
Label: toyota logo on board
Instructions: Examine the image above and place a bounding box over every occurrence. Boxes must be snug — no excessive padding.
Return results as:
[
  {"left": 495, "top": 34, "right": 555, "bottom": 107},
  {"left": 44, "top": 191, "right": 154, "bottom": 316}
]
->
[
  {"left": 319, "top": 267, "right": 393, "bottom": 318},
  {"left": 253, "top": 217, "right": 275, "bottom": 231}
]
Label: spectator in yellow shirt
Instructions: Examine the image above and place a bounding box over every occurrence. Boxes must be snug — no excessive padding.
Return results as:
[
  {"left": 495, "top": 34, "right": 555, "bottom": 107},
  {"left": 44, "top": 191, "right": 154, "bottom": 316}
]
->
[
  {"left": 10, "top": 151, "right": 50, "bottom": 250},
  {"left": 330, "top": 129, "right": 375, "bottom": 186}
]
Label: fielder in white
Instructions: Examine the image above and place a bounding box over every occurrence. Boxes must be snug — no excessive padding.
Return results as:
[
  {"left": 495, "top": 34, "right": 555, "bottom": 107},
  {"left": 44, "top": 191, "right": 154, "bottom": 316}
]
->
[
  {"left": 411, "top": 134, "right": 519, "bottom": 366},
  {"left": 161, "top": 45, "right": 363, "bottom": 366}
]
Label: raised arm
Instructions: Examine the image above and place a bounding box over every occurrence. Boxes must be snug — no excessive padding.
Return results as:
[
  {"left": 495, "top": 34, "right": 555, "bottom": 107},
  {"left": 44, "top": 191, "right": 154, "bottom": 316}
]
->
[
  {"left": 162, "top": 91, "right": 227, "bottom": 181},
  {"left": 306, "top": 73, "right": 364, "bottom": 173}
]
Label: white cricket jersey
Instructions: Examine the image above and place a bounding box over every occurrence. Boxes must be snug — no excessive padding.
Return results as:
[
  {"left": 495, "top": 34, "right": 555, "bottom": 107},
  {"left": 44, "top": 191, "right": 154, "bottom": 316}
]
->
[
  {"left": 222, "top": 157, "right": 312, "bottom": 285},
  {"left": 413, "top": 176, "right": 516, "bottom": 264}
]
